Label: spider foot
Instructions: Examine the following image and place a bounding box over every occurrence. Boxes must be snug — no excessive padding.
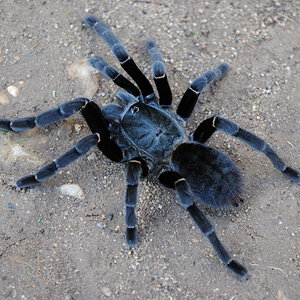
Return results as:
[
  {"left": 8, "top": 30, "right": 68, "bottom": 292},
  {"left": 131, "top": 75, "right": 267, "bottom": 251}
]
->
[
  {"left": 16, "top": 134, "right": 100, "bottom": 188},
  {"left": 227, "top": 259, "right": 250, "bottom": 280},
  {"left": 282, "top": 166, "right": 300, "bottom": 183},
  {"left": 84, "top": 15, "right": 99, "bottom": 28},
  {"left": 126, "top": 228, "right": 138, "bottom": 248},
  {"left": 16, "top": 174, "right": 39, "bottom": 188}
]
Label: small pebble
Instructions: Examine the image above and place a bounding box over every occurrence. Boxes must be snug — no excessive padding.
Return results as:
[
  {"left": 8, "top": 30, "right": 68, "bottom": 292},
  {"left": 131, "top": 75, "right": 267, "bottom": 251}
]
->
[
  {"left": 60, "top": 184, "right": 84, "bottom": 199},
  {"left": 7, "top": 203, "right": 16, "bottom": 213},
  {"left": 0, "top": 91, "right": 10, "bottom": 104},
  {"left": 0, "top": 132, "right": 47, "bottom": 166},
  {"left": 6, "top": 81, "right": 24, "bottom": 98},
  {"left": 7, "top": 85, "right": 20, "bottom": 97},
  {"left": 67, "top": 59, "right": 100, "bottom": 98},
  {"left": 97, "top": 222, "right": 107, "bottom": 229},
  {"left": 107, "top": 214, "right": 113, "bottom": 221},
  {"left": 74, "top": 124, "right": 82, "bottom": 134},
  {"left": 87, "top": 152, "right": 96, "bottom": 161},
  {"left": 101, "top": 287, "right": 112, "bottom": 297},
  {"left": 11, "top": 145, "right": 30, "bottom": 158},
  {"left": 277, "top": 289, "right": 288, "bottom": 300}
]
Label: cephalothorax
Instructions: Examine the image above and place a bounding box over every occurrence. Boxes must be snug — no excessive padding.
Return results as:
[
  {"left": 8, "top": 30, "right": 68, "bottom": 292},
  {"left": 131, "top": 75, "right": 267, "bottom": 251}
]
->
[{"left": 1, "top": 16, "right": 299, "bottom": 280}]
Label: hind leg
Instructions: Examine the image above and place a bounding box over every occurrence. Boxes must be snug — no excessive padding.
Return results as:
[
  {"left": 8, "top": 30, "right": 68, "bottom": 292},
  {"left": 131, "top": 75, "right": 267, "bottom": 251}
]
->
[
  {"left": 159, "top": 170, "right": 249, "bottom": 279},
  {"left": 193, "top": 116, "right": 300, "bottom": 183}
]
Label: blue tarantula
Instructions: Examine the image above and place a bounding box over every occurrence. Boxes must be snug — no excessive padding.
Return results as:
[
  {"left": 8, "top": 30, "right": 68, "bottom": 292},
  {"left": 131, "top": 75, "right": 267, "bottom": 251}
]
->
[{"left": 1, "top": 16, "right": 299, "bottom": 279}]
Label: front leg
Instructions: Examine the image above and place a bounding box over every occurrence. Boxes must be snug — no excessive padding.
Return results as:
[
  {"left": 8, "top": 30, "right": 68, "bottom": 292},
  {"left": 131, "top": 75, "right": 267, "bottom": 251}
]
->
[
  {"left": 0, "top": 98, "right": 89, "bottom": 132},
  {"left": 84, "top": 16, "right": 155, "bottom": 100},
  {"left": 88, "top": 56, "right": 140, "bottom": 97},
  {"left": 146, "top": 40, "right": 172, "bottom": 107},
  {"left": 176, "top": 64, "right": 229, "bottom": 120},
  {"left": 81, "top": 101, "right": 123, "bottom": 162}
]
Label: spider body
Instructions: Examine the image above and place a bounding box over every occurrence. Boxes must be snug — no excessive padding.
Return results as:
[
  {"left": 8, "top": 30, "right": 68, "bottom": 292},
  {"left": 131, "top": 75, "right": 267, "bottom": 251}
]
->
[
  {"left": 105, "top": 100, "right": 242, "bottom": 209},
  {"left": 1, "top": 15, "right": 299, "bottom": 280},
  {"left": 171, "top": 143, "right": 242, "bottom": 209},
  {"left": 112, "top": 101, "right": 185, "bottom": 162}
]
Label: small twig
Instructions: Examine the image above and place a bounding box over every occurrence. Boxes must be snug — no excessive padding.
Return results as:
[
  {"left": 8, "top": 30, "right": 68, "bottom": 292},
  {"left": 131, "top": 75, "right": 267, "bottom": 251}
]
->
[
  {"left": 287, "top": 140, "right": 294, "bottom": 149},
  {"left": 32, "top": 40, "right": 41, "bottom": 49},
  {"left": 277, "top": 13, "right": 295, "bottom": 22},
  {"left": 0, "top": 236, "right": 26, "bottom": 257},
  {"left": 267, "top": 266, "right": 285, "bottom": 273},
  {"left": 133, "top": 0, "right": 168, "bottom": 7}
]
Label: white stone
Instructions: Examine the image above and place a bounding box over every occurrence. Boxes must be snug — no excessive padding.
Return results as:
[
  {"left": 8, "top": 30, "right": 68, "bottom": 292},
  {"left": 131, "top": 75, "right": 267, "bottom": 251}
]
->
[
  {"left": 60, "top": 184, "right": 84, "bottom": 199},
  {"left": 101, "top": 287, "right": 112, "bottom": 297},
  {"left": 0, "top": 91, "right": 10, "bottom": 104},
  {"left": 11, "top": 145, "right": 30, "bottom": 157},
  {"left": 67, "top": 59, "right": 100, "bottom": 98},
  {"left": 7, "top": 85, "right": 20, "bottom": 97},
  {"left": 6, "top": 81, "right": 24, "bottom": 98}
]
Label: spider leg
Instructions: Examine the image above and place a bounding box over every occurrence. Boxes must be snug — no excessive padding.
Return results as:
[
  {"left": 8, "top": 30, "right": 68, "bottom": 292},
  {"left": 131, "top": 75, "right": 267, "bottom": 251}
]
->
[
  {"left": 146, "top": 40, "right": 172, "bottom": 107},
  {"left": 88, "top": 56, "right": 140, "bottom": 97},
  {"left": 0, "top": 98, "right": 89, "bottom": 132},
  {"left": 81, "top": 101, "right": 123, "bottom": 162},
  {"left": 115, "top": 91, "right": 139, "bottom": 106},
  {"left": 159, "top": 171, "right": 249, "bottom": 279},
  {"left": 84, "top": 16, "right": 155, "bottom": 101},
  {"left": 125, "top": 159, "right": 143, "bottom": 247},
  {"left": 192, "top": 116, "right": 216, "bottom": 143},
  {"left": 16, "top": 133, "right": 100, "bottom": 188},
  {"left": 176, "top": 64, "right": 229, "bottom": 120},
  {"left": 193, "top": 116, "right": 300, "bottom": 183}
]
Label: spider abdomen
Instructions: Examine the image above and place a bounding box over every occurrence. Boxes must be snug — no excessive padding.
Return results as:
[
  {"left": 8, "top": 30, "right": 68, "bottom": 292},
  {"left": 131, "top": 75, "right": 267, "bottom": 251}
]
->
[
  {"left": 121, "top": 102, "right": 184, "bottom": 160},
  {"left": 172, "top": 143, "right": 243, "bottom": 209}
]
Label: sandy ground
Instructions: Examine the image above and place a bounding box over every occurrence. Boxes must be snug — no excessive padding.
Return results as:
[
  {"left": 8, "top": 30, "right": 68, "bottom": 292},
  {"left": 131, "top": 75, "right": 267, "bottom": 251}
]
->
[{"left": 0, "top": 0, "right": 299, "bottom": 299}]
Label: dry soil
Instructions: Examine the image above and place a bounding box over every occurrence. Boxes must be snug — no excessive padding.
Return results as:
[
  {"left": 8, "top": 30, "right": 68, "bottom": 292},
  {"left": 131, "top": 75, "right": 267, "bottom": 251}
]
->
[{"left": 0, "top": 1, "right": 299, "bottom": 299}]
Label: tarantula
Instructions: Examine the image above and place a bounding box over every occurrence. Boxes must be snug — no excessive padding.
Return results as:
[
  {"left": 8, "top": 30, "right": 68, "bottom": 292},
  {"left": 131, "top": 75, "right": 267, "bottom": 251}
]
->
[{"left": 1, "top": 16, "right": 299, "bottom": 280}]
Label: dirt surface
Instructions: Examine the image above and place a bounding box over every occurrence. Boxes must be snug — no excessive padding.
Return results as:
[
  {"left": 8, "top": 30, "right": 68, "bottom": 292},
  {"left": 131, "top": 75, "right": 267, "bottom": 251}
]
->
[{"left": 0, "top": 1, "right": 299, "bottom": 299}]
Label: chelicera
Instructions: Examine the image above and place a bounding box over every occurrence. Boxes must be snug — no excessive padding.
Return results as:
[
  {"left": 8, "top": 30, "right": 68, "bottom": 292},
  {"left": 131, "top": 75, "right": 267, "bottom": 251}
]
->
[{"left": 1, "top": 16, "right": 299, "bottom": 280}]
